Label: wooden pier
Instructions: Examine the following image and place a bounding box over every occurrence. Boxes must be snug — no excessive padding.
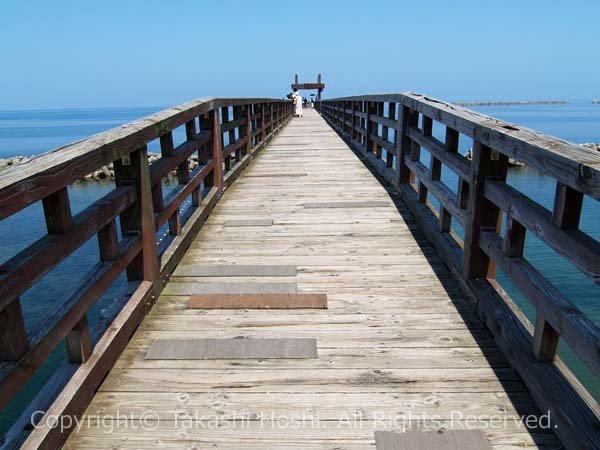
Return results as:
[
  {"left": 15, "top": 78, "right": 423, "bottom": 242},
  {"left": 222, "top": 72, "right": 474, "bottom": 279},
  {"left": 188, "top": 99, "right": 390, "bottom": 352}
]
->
[{"left": 1, "top": 94, "right": 600, "bottom": 449}]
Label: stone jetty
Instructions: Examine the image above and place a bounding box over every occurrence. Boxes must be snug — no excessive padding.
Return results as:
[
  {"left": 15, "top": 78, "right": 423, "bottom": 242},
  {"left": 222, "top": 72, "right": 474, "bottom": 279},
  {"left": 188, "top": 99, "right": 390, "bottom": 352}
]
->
[{"left": 455, "top": 100, "right": 568, "bottom": 107}]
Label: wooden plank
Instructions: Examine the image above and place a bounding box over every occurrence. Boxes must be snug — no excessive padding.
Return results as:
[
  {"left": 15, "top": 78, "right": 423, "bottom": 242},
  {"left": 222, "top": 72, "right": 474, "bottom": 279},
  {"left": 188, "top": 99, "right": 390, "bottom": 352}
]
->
[
  {"left": 375, "top": 430, "right": 491, "bottom": 450},
  {"left": 164, "top": 282, "right": 297, "bottom": 295},
  {"left": 245, "top": 172, "right": 308, "bottom": 177},
  {"left": 187, "top": 293, "right": 328, "bottom": 309},
  {"left": 175, "top": 264, "right": 297, "bottom": 277},
  {"left": 302, "top": 201, "right": 389, "bottom": 208},
  {"left": 0, "top": 299, "right": 29, "bottom": 360},
  {"left": 224, "top": 219, "right": 273, "bottom": 227},
  {"left": 145, "top": 338, "right": 318, "bottom": 359}
]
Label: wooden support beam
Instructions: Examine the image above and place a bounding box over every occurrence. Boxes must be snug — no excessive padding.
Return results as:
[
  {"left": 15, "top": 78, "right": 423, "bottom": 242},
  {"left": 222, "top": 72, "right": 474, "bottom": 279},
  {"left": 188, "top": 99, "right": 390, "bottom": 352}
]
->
[
  {"left": 65, "top": 315, "right": 92, "bottom": 363},
  {"left": 0, "top": 299, "right": 29, "bottom": 360},
  {"left": 245, "top": 104, "right": 252, "bottom": 155},
  {"left": 553, "top": 181, "right": 584, "bottom": 229},
  {"left": 533, "top": 312, "right": 560, "bottom": 361},
  {"left": 395, "top": 106, "right": 419, "bottom": 185},
  {"left": 386, "top": 103, "right": 396, "bottom": 168},
  {"left": 185, "top": 118, "right": 202, "bottom": 207},
  {"left": 42, "top": 187, "right": 73, "bottom": 233},
  {"left": 113, "top": 147, "right": 159, "bottom": 282},
  {"left": 168, "top": 209, "right": 182, "bottom": 236},
  {"left": 462, "top": 141, "right": 508, "bottom": 280},
  {"left": 97, "top": 220, "right": 120, "bottom": 261},
  {"left": 210, "top": 107, "right": 224, "bottom": 189},
  {"left": 416, "top": 116, "right": 432, "bottom": 203}
]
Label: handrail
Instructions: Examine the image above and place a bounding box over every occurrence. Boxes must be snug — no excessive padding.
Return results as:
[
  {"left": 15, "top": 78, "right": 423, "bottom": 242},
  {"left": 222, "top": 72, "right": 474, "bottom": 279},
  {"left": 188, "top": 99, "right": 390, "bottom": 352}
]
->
[
  {"left": 317, "top": 93, "right": 600, "bottom": 448},
  {"left": 0, "top": 97, "right": 293, "bottom": 448}
]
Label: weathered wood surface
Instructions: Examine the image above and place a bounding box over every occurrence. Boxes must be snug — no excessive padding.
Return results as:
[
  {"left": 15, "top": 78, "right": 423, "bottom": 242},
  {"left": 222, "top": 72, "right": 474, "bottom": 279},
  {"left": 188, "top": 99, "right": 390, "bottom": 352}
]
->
[
  {"left": 60, "top": 109, "right": 559, "bottom": 449},
  {"left": 145, "top": 338, "right": 318, "bottom": 359},
  {"left": 187, "top": 293, "right": 328, "bottom": 309},
  {"left": 319, "top": 95, "right": 600, "bottom": 449},
  {"left": 375, "top": 430, "right": 492, "bottom": 450}
]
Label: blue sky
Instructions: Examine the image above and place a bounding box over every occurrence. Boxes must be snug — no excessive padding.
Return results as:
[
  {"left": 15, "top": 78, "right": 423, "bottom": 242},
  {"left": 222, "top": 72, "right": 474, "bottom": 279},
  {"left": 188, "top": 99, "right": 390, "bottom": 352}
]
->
[{"left": 1, "top": 0, "right": 598, "bottom": 108}]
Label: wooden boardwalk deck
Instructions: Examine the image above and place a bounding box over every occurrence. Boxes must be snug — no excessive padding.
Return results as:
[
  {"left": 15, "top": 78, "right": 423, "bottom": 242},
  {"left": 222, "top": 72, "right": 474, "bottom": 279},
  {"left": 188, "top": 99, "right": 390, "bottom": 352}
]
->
[{"left": 63, "top": 109, "right": 560, "bottom": 449}]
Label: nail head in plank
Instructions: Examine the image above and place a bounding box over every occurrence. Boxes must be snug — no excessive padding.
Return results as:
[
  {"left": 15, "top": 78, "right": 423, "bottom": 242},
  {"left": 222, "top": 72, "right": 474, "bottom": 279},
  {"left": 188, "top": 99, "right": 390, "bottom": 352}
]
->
[
  {"left": 224, "top": 219, "right": 273, "bottom": 227},
  {"left": 303, "top": 201, "right": 390, "bottom": 208},
  {"left": 176, "top": 265, "right": 297, "bottom": 277},
  {"left": 187, "top": 294, "right": 328, "bottom": 309},
  {"left": 375, "top": 430, "right": 492, "bottom": 450},
  {"left": 145, "top": 338, "right": 318, "bottom": 360}
]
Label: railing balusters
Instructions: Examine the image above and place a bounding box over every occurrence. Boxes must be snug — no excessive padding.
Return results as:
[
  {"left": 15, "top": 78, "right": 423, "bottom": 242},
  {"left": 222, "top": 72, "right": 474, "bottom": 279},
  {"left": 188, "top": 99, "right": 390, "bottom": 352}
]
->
[
  {"left": 212, "top": 107, "right": 224, "bottom": 189},
  {"left": 317, "top": 93, "right": 600, "bottom": 447},
  {"left": 42, "top": 187, "right": 73, "bottom": 233},
  {"left": 0, "top": 97, "right": 291, "bottom": 448},
  {"left": 97, "top": 220, "right": 120, "bottom": 261},
  {"left": 0, "top": 299, "right": 29, "bottom": 360},
  {"left": 396, "top": 106, "right": 418, "bottom": 185}
]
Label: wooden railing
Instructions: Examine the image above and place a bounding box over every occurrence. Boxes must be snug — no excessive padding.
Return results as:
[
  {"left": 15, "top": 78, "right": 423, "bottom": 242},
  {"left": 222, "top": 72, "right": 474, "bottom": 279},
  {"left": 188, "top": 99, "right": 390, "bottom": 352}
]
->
[
  {"left": 318, "top": 94, "right": 600, "bottom": 448},
  {"left": 0, "top": 97, "right": 292, "bottom": 448}
]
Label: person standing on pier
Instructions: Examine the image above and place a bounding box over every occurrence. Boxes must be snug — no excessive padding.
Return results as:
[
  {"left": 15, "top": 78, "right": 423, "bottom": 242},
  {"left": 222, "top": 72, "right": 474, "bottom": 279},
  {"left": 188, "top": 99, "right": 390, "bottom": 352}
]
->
[{"left": 292, "top": 89, "right": 303, "bottom": 117}]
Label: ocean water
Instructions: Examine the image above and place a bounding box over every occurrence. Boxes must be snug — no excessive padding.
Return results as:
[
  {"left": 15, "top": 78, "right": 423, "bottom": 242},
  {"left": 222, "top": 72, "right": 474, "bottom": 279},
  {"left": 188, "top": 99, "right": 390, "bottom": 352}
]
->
[{"left": 0, "top": 101, "right": 599, "bottom": 438}]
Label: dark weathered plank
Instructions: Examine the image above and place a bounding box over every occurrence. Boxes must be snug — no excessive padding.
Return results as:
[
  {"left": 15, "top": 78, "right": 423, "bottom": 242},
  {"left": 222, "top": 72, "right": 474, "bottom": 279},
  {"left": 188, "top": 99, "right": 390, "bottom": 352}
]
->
[
  {"left": 245, "top": 172, "right": 308, "bottom": 177},
  {"left": 224, "top": 219, "right": 273, "bottom": 227},
  {"left": 302, "top": 201, "right": 390, "bottom": 208},
  {"left": 187, "top": 294, "right": 328, "bottom": 309},
  {"left": 175, "top": 265, "right": 297, "bottom": 277},
  {"left": 145, "top": 338, "right": 318, "bottom": 360},
  {"left": 375, "top": 430, "right": 491, "bottom": 450},
  {"left": 165, "top": 282, "right": 297, "bottom": 295}
]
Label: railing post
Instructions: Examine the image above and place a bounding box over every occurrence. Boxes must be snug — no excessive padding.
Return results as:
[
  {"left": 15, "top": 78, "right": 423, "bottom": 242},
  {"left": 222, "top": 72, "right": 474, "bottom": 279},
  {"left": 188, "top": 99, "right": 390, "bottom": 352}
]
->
[
  {"left": 245, "top": 104, "right": 253, "bottom": 155},
  {"left": 260, "top": 104, "right": 266, "bottom": 143},
  {"left": 375, "top": 102, "right": 384, "bottom": 159},
  {"left": 395, "top": 104, "right": 418, "bottom": 186},
  {"left": 212, "top": 107, "right": 224, "bottom": 189},
  {"left": 530, "top": 182, "right": 585, "bottom": 361},
  {"left": 0, "top": 299, "right": 29, "bottom": 360},
  {"left": 365, "top": 102, "right": 373, "bottom": 154},
  {"left": 385, "top": 103, "right": 395, "bottom": 168},
  {"left": 232, "top": 105, "right": 242, "bottom": 163},
  {"left": 438, "top": 126, "right": 459, "bottom": 232},
  {"left": 221, "top": 107, "right": 232, "bottom": 172},
  {"left": 42, "top": 187, "right": 93, "bottom": 363},
  {"left": 462, "top": 141, "right": 508, "bottom": 280},
  {"left": 114, "top": 146, "right": 159, "bottom": 283},
  {"left": 415, "top": 116, "right": 432, "bottom": 203},
  {"left": 185, "top": 118, "right": 202, "bottom": 207},
  {"left": 351, "top": 101, "right": 357, "bottom": 144}
]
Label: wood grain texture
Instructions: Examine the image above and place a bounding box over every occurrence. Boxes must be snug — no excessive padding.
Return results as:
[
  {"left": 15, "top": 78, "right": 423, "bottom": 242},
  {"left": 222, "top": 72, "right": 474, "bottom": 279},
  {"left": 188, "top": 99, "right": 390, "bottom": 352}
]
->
[
  {"left": 175, "top": 264, "right": 296, "bottom": 277},
  {"left": 62, "top": 109, "right": 559, "bottom": 449},
  {"left": 145, "top": 338, "right": 318, "bottom": 359},
  {"left": 375, "top": 430, "right": 491, "bottom": 450},
  {"left": 187, "top": 293, "right": 328, "bottom": 309}
]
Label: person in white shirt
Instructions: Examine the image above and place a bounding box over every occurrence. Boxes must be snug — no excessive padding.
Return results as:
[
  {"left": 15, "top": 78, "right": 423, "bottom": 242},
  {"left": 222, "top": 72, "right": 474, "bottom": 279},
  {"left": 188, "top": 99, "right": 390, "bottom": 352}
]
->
[{"left": 292, "top": 89, "right": 303, "bottom": 117}]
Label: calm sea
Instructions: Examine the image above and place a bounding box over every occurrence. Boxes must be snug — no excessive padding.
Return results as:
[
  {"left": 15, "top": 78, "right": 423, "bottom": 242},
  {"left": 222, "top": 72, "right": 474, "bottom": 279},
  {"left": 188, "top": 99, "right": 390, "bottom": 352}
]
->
[{"left": 0, "top": 101, "right": 599, "bottom": 437}]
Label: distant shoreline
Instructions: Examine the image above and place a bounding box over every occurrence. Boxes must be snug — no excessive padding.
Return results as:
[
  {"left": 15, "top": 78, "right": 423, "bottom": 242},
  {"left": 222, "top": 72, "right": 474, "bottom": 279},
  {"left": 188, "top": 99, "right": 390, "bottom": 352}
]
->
[{"left": 455, "top": 100, "right": 569, "bottom": 107}]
